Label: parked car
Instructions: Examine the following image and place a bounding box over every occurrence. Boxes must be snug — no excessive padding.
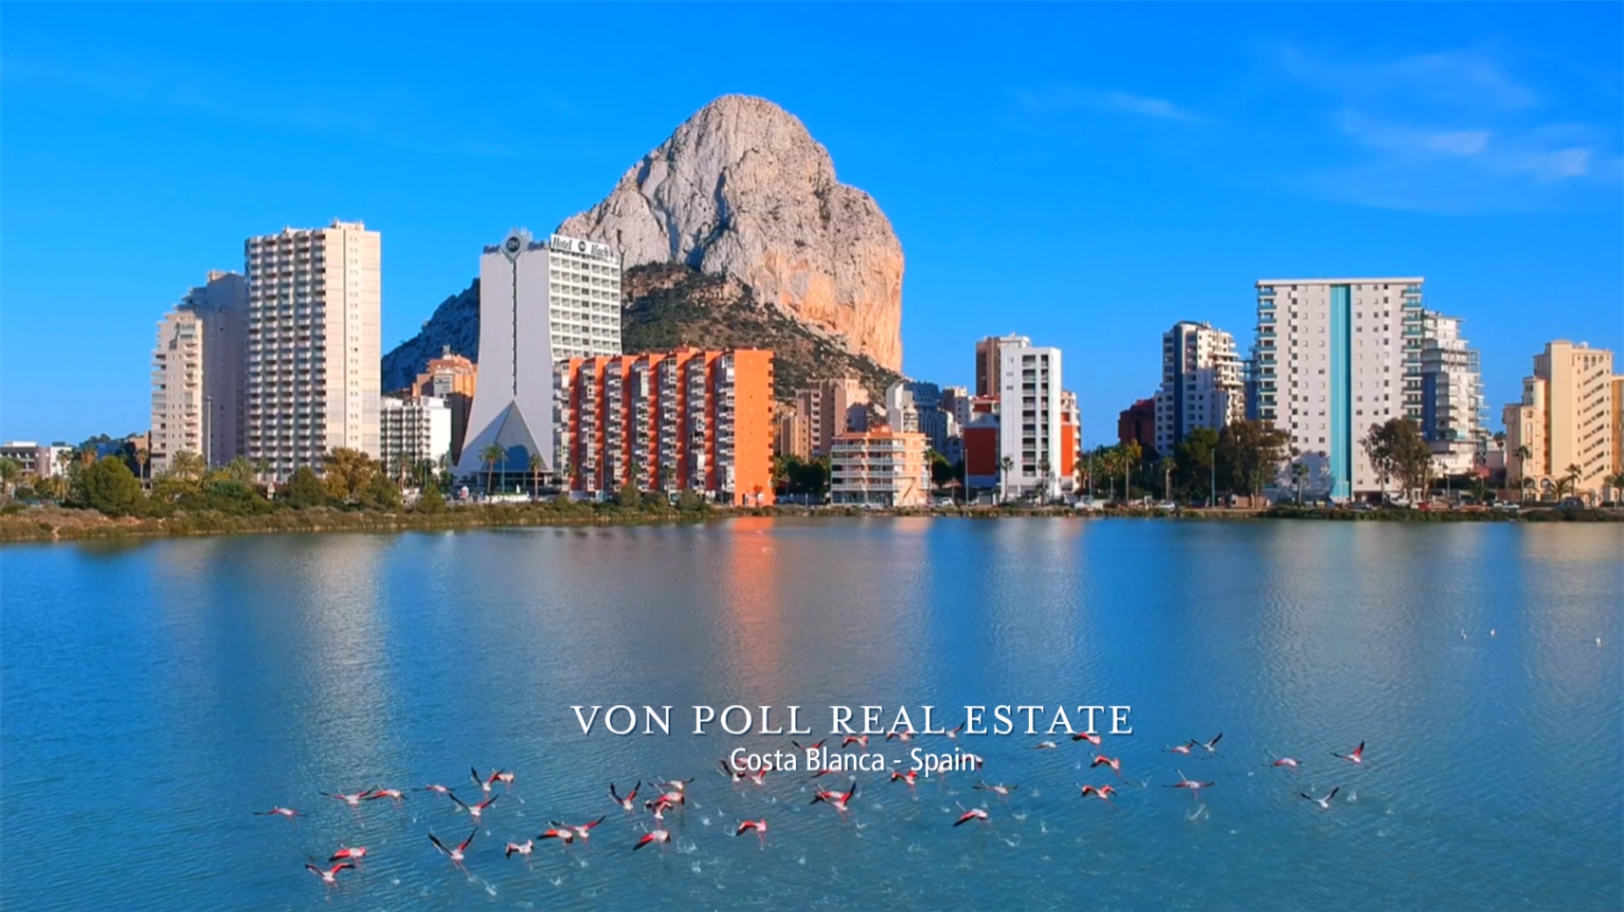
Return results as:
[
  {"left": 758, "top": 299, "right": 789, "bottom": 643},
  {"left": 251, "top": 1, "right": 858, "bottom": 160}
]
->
[
  {"left": 1153, "top": 501, "right": 1177, "bottom": 511},
  {"left": 1075, "top": 499, "right": 1102, "bottom": 513}
]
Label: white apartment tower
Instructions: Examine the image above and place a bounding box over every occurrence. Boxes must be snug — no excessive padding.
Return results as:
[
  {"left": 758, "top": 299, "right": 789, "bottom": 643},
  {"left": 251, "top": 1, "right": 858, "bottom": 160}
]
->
[
  {"left": 1419, "top": 312, "right": 1484, "bottom": 474},
  {"left": 1154, "top": 320, "right": 1244, "bottom": 456},
  {"left": 150, "top": 309, "right": 204, "bottom": 473},
  {"left": 150, "top": 272, "right": 248, "bottom": 471},
  {"left": 379, "top": 394, "right": 452, "bottom": 483},
  {"left": 455, "top": 230, "right": 622, "bottom": 482},
  {"left": 996, "top": 337, "right": 1065, "bottom": 500},
  {"left": 1254, "top": 278, "right": 1425, "bottom": 500},
  {"left": 245, "top": 221, "right": 381, "bottom": 481}
]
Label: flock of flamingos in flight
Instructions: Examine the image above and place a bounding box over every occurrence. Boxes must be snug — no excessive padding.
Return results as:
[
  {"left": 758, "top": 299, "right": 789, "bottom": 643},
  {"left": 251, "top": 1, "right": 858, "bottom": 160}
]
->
[{"left": 254, "top": 729, "right": 1371, "bottom": 894}]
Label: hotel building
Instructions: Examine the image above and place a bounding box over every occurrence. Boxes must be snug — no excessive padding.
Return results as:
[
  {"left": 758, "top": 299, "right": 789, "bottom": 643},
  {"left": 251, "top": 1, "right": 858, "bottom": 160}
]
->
[
  {"left": 554, "top": 348, "right": 775, "bottom": 505},
  {"left": 378, "top": 394, "right": 452, "bottom": 483},
  {"left": 1502, "top": 341, "right": 1617, "bottom": 500},
  {"left": 975, "top": 333, "right": 1031, "bottom": 398},
  {"left": 1254, "top": 278, "right": 1425, "bottom": 500},
  {"left": 829, "top": 428, "right": 930, "bottom": 507},
  {"left": 150, "top": 271, "right": 249, "bottom": 471},
  {"left": 1154, "top": 320, "right": 1243, "bottom": 456},
  {"left": 245, "top": 221, "right": 381, "bottom": 480},
  {"left": 456, "top": 230, "right": 622, "bottom": 483},
  {"left": 1418, "top": 312, "right": 1485, "bottom": 474}
]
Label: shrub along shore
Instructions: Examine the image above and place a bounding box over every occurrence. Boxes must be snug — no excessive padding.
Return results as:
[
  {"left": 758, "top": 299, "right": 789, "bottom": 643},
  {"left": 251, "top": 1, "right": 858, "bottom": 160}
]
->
[{"left": 2, "top": 499, "right": 1616, "bottom": 545}]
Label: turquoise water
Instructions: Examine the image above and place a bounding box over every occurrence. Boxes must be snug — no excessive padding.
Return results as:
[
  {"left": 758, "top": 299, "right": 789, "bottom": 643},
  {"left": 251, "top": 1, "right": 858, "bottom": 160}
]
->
[{"left": 2, "top": 519, "right": 1620, "bottom": 910}]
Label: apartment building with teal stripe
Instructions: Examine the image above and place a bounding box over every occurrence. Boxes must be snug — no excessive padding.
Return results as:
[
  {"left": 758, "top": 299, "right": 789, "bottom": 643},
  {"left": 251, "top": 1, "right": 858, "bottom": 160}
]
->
[{"left": 1253, "top": 278, "right": 1424, "bottom": 500}]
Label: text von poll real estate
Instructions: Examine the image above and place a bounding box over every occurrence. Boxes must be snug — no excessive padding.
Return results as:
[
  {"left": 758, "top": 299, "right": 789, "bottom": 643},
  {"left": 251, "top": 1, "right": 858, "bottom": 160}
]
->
[{"left": 570, "top": 704, "right": 1135, "bottom": 738}]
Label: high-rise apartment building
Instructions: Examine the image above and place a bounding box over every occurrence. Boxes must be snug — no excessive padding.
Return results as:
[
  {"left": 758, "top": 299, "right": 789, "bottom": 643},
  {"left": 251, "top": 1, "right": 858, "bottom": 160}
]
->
[
  {"left": 245, "top": 221, "right": 381, "bottom": 480},
  {"left": 378, "top": 394, "right": 452, "bottom": 483},
  {"left": 1418, "top": 312, "right": 1484, "bottom": 474},
  {"left": 150, "top": 271, "right": 248, "bottom": 471},
  {"left": 456, "top": 230, "right": 622, "bottom": 483},
  {"left": 1154, "top": 320, "right": 1243, "bottom": 456},
  {"left": 787, "top": 378, "right": 870, "bottom": 458},
  {"left": 554, "top": 348, "right": 774, "bottom": 504},
  {"left": 1118, "top": 398, "right": 1156, "bottom": 452},
  {"left": 975, "top": 334, "right": 1031, "bottom": 398},
  {"left": 995, "top": 337, "right": 1069, "bottom": 500},
  {"left": 1501, "top": 341, "right": 1616, "bottom": 500},
  {"left": 1254, "top": 278, "right": 1424, "bottom": 500},
  {"left": 775, "top": 401, "right": 811, "bottom": 460},
  {"left": 150, "top": 309, "right": 203, "bottom": 473}
]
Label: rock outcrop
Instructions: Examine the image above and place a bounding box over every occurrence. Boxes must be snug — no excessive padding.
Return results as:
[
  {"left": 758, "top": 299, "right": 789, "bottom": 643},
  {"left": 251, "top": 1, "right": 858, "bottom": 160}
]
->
[
  {"left": 381, "top": 281, "right": 478, "bottom": 392},
  {"left": 558, "top": 95, "right": 904, "bottom": 371}
]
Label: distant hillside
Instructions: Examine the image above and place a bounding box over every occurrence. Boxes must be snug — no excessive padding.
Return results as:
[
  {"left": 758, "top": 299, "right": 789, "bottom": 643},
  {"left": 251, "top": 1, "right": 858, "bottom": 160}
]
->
[
  {"left": 621, "top": 263, "right": 901, "bottom": 403},
  {"left": 381, "top": 281, "right": 479, "bottom": 392}
]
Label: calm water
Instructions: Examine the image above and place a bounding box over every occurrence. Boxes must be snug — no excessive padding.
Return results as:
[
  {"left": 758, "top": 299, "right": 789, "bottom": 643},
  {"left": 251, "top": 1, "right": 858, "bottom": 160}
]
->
[{"left": 2, "top": 519, "right": 1621, "bottom": 911}]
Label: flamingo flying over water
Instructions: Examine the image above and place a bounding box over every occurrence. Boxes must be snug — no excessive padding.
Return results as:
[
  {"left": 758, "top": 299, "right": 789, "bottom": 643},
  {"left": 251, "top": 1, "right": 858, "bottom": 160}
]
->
[
  {"left": 448, "top": 792, "right": 499, "bottom": 821},
  {"left": 252, "top": 806, "right": 301, "bottom": 821},
  {"left": 1301, "top": 786, "right": 1340, "bottom": 810},
  {"left": 1332, "top": 741, "right": 1367, "bottom": 765},
  {"left": 429, "top": 828, "right": 477, "bottom": 866},
  {"left": 610, "top": 781, "right": 641, "bottom": 813},
  {"left": 810, "top": 781, "right": 858, "bottom": 815},
  {"left": 735, "top": 819, "right": 767, "bottom": 843},
  {"left": 304, "top": 862, "right": 354, "bottom": 886}
]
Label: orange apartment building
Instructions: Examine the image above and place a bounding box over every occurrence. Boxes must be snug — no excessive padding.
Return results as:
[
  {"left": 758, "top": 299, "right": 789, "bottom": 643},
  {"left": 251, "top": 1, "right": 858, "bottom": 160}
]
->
[{"left": 554, "top": 347, "right": 775, "bottom": 505}]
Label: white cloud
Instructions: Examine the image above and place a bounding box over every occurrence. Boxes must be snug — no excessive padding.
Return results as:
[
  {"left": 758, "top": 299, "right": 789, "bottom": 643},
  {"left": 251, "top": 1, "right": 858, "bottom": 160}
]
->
[{"left": 1013, "top": 86, "right": 1209, "bottom": 124}]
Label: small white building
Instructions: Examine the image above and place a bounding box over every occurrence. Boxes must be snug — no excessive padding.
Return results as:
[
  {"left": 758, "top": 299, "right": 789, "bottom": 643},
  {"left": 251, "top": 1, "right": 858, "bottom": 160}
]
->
[{"left": 379, "top": 395, "right": 452, "bottom": 482}]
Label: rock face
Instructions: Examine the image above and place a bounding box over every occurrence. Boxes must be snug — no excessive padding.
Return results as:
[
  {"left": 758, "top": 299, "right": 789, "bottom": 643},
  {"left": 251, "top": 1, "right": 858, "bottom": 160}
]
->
[
  {"left": 558, "top": 95, "right": 904, "bottom": 371},
  {"left": 380, "top": 281, "right": 478, "bottom": 392}
]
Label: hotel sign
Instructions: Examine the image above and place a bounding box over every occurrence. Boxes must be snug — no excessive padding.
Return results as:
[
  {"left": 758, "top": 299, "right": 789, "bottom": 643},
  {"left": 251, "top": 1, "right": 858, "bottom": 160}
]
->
[{"left": 550, "top": 233, "right": 617, "bottom": 262}]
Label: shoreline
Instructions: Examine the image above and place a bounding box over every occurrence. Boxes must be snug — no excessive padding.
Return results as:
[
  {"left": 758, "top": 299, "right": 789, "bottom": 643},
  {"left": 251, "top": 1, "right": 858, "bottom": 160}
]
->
[{"left": 1, "top": 501, "right": 1617, "bottom": 546}]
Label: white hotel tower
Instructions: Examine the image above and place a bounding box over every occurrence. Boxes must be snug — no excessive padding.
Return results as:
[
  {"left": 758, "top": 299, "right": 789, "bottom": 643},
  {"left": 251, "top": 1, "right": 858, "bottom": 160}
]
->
[
  {"left": 455, "top": 230, "right": 622, "bottom": 482},
  {"left": 1154, "top": 320, "right": 1244, "bottom": 456},
  {"left": 1253, "top": 277, "right": 1424, "bottom": 500},
  {"left": 245, "top": 220, "right": 381, "bottom": 480}
]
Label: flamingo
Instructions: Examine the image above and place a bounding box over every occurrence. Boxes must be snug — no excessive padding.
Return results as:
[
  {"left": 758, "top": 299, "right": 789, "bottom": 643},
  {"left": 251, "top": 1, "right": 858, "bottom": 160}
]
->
[
  {"left": 504, "top": 838, "right": 534, "bottom": 858},
  {"left": 364, "top": 786, "right": 406, "bottom": 805},
  {"left": 792, "top": 739, "right": 827, "bottom": 752},
  {"left": 429, "top": 828, "right": 477, "bottom": 866},
  {"left": 252, "top": 806, "right": 301, "bottom": 821},
  {"left": 420, "top": 784, "right": 453, "bottom": 796},
  {"left": 470, "top": 767, "right": 500, "bottom": 794},
  {"left": 654, "top": 777, "right": 693, "bottom": 795},
  {"left": 449, "top": 792, "right": 499, "bottom": 821},
  {"left": 1072, "top": 731, "right": 1102, "bottom": 746},
  {"left": 1271, "top": 756, "right": 1302, "bottom": 769},
  {"left": 1090, "top": 755, "right": 1124, "bottom": 781},
  {"left": 1301, "top": 786, "right": 1340, "bottom": 810},
  {"left": 890, "top": 769, "right": 920, "bottom": 790},
  {"left": 736, "top": 819, "right": 767, "bottom": 843},
  {"left": 1079, "top": 784, "right": 1117, "bottom": 807},
  {"left": 633, "top": 827, "right": 671, "bottom": 851},
  {"left": 945, "top": 722, "right": 965, "bottom": 742},
  {"left": 320, "top": 789, "right": 370, "bottom": 808},
  {"left": 610, "top": 781, "right": 641, "bottom": 813},
  {"left": 1333, "top": 741, "right": 1367, "bottom": 765},
  {"left": 810, "top": 781, "right": 858, "bottom": 815},
  {"left": 1166, "top": 770, "right": 1214, "bottom": 799},
  {"left": 1033, "top": 741, "right": 1059, "bottom": 750},
  {"left": 719, "top": 759, "right": 749, "bottom": 783},
  {"left": 953, "top": 806, "right": 990, "bottom": 827},
  {"left": 973, "top": 781, "right": 1018, "bottom": 799},
  {"left": 841, "top": 735, "right": 869, "bottom": 750},
  {"left": 538, "top": 825, "right": 578, "bottom": 845},
  {"left": 1166, "top": 742, "right": 1196, "bottom": 755},
  {"left": 1194, "top": 733, "right": 1223, "bottom": 755},
  {"left": 885, "top": 729, "right": 915, "bottom": 743},
  {"left": 328, "top": 845, "right": 367, "bottom": 863},
  {"left": 304, "top": 862, "right": 354, "bottom": 886},
  {"left": 556, "top": 816, "right": 606, "bottom": 842}
]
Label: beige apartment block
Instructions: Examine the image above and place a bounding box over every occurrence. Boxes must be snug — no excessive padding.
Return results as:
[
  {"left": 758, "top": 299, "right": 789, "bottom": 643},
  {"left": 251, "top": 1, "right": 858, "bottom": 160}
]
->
[
  {"left": 245, "top": 220, "right": 381, "bottom": 480},
  {"left": 1502, "top": 341, "right": 1616, "bottom": 501}
]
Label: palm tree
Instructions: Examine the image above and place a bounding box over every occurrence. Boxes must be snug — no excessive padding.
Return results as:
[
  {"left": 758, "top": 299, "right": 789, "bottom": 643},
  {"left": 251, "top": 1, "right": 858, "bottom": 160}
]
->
[
  {"left": 134, "top": 447, "right": 149, "bottom": 489},
  {"left": 527, "top": 450, "right": 544, "bottom": 499},
  {"left": 1162, "top": 456, "right": 1177, "bottom": 503},
  {"left": 1038, "top": 454, "right": 1053, "bottom": 503},
  {"left": 0, "top": 457, "right": 19, "bottom": 498},
  {"left": 998, "top": 455, "right": 1014, "bottom": 503},
  {"left": 1291, "top": 460, "right": 1308, "bottom": 505},
  {"left": 1564, "top": 463, "right": 1584, "bottom": 504},
  {"left": 481, "top": 443, "right": 506, "bottom": 495},
  {"left": 1513, "top": 444, "right": 1532, "bottom": 492},
  {"left": 1610, "top": 472, "right": 1624, "bottom": 505}
]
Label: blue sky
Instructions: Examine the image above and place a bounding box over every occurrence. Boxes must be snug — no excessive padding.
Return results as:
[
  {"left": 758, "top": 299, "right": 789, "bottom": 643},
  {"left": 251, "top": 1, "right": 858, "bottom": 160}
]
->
[{"left": 3, "top": 3, "right": 1620, "bottom": 446}]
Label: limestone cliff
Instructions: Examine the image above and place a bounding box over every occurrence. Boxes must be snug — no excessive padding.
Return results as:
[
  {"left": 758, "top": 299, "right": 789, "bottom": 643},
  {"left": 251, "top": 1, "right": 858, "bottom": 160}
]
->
[{"left": 558, "top": 95, "right": 904, "bottom": 371}]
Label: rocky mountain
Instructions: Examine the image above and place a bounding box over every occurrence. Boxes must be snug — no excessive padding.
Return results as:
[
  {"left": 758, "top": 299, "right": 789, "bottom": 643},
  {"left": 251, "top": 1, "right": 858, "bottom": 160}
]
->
[
  {"left": 620, "top": 264, "right": 900, "bottom": 403},
  {"left": 381, "top": 281, "right": 479, "bottom": 392},
  {"left": 380, "top": 94, "right": 906, "bottom": 395},
  {"left": 558, "top": 94, "right": 904, "bottom": 371}
]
